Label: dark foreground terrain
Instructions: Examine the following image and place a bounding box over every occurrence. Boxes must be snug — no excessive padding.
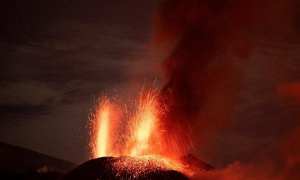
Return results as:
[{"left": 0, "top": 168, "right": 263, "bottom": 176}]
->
[
  {"left": 63, "top": 156, "right": 189, "bottom": 180},
  {"left": 0, "top": 142, "right": 76, "bottom": 180},
  {"left": 0, "top": 142, "right": 213, "bottom": 179},
  {"left": 63, "top": 155, "right": 213, "bottom": 180}
]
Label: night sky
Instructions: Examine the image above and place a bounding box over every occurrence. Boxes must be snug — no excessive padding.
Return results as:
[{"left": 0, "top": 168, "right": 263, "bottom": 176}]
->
[
  {"left": 1, "top": 0, "right": 300, "bottom": 170},
  {"left": 0, "top": 0, "right": 163, "bottom": 163}
]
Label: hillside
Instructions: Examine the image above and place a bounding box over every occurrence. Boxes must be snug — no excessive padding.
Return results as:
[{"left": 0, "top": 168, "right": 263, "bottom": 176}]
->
[{"left": 0, "top": 141, "right": 77, "bottom": 179}]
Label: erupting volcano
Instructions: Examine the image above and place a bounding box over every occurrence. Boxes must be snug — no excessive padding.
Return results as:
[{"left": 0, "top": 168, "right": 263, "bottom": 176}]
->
[
  {"left": 63, "top": 90, "right": 212, "bottom": 180},
  {"left": 86, "top": 90, "right": 210, "bottom": 178},
  {"left": 62, "top": 0, "right": 298, "bottom": 179}
]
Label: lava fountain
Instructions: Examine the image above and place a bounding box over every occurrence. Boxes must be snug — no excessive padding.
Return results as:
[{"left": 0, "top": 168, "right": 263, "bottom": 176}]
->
[
  {"left": 89, "top": 89, "right": 164, "bottom": 158},
  {"left": 89, "top": 89, "right": 195, "bottom": 177},
  {"left": 62, "top": 89, "right": 211, "bottom": 180},
  {"left": 94, "top": 98, "right": 111, "bottom": 157}
]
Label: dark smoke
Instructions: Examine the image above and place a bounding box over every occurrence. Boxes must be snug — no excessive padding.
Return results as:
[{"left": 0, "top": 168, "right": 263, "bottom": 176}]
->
[
  {"left": 155, "top": 0, "right": 263, "bottom": 155},
  {"left": 154, "top": 0, "right": 300, "bottom": 178}
]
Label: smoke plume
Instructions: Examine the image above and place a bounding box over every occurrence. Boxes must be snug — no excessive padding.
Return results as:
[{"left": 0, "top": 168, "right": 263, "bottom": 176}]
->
[
  {"left": 154, "top": 0, "right": 300, "bottom": 178},
  {"left": 155, "top": 0, "right": 264, "bottom": 155}
]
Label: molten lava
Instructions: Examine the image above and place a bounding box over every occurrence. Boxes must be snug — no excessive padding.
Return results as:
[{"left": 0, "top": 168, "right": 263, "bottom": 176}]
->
[
  {"left": 89, "top": 89, "right": 196, "bottom": 177},
  {"left": 112, "top": 155, "right": 189, "bottom": 177},
  {"left": 94, "top": 98, "right": 111, "bottom": 157},
  {"left": 127, "top": 91, "right": 161, "bottom": 156}
]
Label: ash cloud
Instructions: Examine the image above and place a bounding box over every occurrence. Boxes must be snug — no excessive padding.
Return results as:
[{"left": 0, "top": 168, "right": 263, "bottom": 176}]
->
[
  {"left": 154, "top": 0, "right": 300, "bottom": 178},
  {"left": 155, "top": 0, "right": 265, "bottom": 155}
]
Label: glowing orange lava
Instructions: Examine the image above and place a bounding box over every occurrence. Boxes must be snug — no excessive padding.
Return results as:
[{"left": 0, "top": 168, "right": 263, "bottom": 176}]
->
[
  {"left": 95, "top": 99, "right": 110, "bottom": 157},
  {"left": 90, "top": 98, "right": 120, "bottom": 158},
  {"left": 89, "top": 89, "right": 194, "bottom": 176},
  {"left": 112, "top": 155, "right": 193, "bottom": 177},
  {"left": 128, "top": 91, "right": 161, "bottom": 156}
]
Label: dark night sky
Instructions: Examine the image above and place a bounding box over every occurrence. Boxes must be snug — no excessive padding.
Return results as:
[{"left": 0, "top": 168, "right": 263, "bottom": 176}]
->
[{"left": 0, "top": 0, "right": 300, "bottom": 168}]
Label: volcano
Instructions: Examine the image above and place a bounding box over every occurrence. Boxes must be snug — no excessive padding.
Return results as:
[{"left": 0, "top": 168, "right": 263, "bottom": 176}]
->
[
  {"left": 62, "top": 156, "right": 188, "bottom": 180},
  {"left": 62, "top": 154, "right": 213, "bottom": 180},
  {"left": 82, "top": 89, "right": 214, "bottom": 179}
]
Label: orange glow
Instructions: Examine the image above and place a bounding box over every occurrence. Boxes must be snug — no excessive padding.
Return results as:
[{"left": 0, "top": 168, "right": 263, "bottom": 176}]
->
[
  {"left": 128, "top": 90, "right": 161, "bottom": 156},
  {"left": 113, "top": 155, "right": 194, "bottom": 177},
  {"left": 89, "top": 89, "right": 195, "bottom": 176},
  {"left": 96, "top": 100, "right": 110, "bottom": 157},
  {"left": 90, "top": 98, "right": 120, "bottom": 158}
]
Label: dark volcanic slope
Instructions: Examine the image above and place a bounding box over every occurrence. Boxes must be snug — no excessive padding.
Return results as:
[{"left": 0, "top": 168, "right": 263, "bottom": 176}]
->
[
  {"left": 0, "top": 141, "right": 76, "bottom": 173},
  {"left": 181, "top": 154, "right": 214, "bottom": 173},
  {"left": 63, "top": 157, "right": 189, "bottom": 180}
]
